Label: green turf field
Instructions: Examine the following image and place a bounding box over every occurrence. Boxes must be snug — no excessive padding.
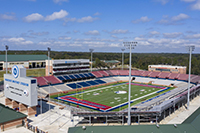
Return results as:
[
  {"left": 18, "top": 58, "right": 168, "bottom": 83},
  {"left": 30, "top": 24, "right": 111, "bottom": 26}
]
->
[{"left": 70, "top": 83, "right": 164, "bottom": 107}]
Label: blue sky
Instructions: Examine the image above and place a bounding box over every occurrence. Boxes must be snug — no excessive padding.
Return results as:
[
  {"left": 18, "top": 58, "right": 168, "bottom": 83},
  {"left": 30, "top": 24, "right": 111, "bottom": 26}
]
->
[{"left": 0, "top": 0, "right": 200, "bottom": 53}]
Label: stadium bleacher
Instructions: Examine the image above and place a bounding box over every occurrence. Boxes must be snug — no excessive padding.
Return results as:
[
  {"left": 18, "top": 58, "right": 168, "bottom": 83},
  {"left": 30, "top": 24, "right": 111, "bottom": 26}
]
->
[
  {"left": 140, "top": 71, "right": 151, "bottom": 77},
  {"left": 190, "top": 75, "right": 200, "bottom": 84},
  {"left": 77, "top": 82, "right": 91, "bottom": 87},
  {"left": 178, "top": 74, "right": 189, "bottom": 81},
  {"left": 98, "top": 70, "right": 109, "bottom": 76},
  {"left": 119, "top": 70, "right": 129, "bottom": 76},
  {"left": 68, "top": 75, "right": 76, "bottom": 80},
  {"left": 149, "top": 71, "right": 160, "bottom": 78},
  {"left": 35, "top": 77, "right": 48, "bottom": 86},
  {"left": 83, "top": 73, "right": 91, "bottom": 79},
  {"left": 88, "top": 73, "right": 95, "bottom": 78},
  {"left": 109, "top": 70, "right": 119, "bottom": 75},
  {"left": 56, "top": 75, "right": 65, "bottom": 81},
  {"left": 168, "top": 73, "right": 179, "bottom": 80},
  {"left": 44, "top": 76, "right": 62, "bottom": 84},
  {"left": 66, "top": 83, "right": 82, "bottom": 89},
  {"left": 63, "top": 75, "right": 72, "bottom": 81},
  {"left": 105, "top": 70, "right": 113, "bottom": 76},
  {"left": 92, "top": 71, "right": 103, "bottom": 78},
  {"left": 94, "top": 79, "right": 106, "bottom": 84},
  {"left": 158, "top": 72, "right": 171, "bottom": 79},
  {"left": 86, "top": 80, "right": 99, "bottom": 85},
  {"left": 73, "top": 74, "right": 81, "bottom": 80}
]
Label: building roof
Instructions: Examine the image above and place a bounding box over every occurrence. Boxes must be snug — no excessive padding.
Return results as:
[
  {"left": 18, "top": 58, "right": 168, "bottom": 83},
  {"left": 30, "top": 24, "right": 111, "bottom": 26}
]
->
[
  {"left": 68, "top": 107, "right": 200, "bottom": 133},
  {"left": 102, "top": 60, "right": 120, "bottom": 64},
  {"left": 0, "top": 55, "right": 48, "bottom": 62},
  {"left": 148, "top": 65, "right": 186, "bottom": 69},
  {"left": 0, "top": 103, "right": 27, "bottom": 124}
]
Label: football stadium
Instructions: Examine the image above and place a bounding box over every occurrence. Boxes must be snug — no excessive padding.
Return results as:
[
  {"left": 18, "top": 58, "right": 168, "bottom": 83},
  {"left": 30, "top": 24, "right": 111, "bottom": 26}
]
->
[{"left": 1, "top": 53, "right": 200, "bottom": 133}]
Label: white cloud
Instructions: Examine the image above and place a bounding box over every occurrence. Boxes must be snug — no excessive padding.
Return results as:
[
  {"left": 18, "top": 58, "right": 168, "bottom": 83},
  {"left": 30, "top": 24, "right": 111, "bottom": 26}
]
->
[
  {"left": 63, "top": 16, "right": 99, "bottom": 24},
  {"left": 63, "top": 17, "right": 77, "bottom": 22},
  {"left": 157, "top": 19, "right": 169, "bottom": 24},
  {"left": 58, "top": 36, "right": 72, "bottom": 40},
  {"left": 77, "top": 16, "right": 99, "bottom": 23},
  {"left": 170, "top": 39, "right": 189, "bottom": 44},
  {"left": 163, "top": 32, "right": 182, "bottom": 38},
  {"left": 191, "top": 0, "right": 200, "bottom": 10},
  {"left": 94, "top": 12, "right": 101, "bottom": 16},
  {"left": 111, "top": 35, "right": 118, "bottom": 38},
  {"left": 148, "top": 31, "right": 160, "bottom": 37},
  {"left": 2, "top": 37, "right": 33, "bottom": 45},
  {"left": 110, "top": 29, "right": 129, "bottom": 34},
  {"left": 158, "top": 13, "right": 189, "bottom": 25},
  {"left": 185, "top": 33, "right": 200, "bottom": 39},
  {"left": 171, "top": 13, "right": 189, "bottom": 21},
  {"left": 24, "top": 13, "right": 44, "bottom": 22},
  {"left": 53, "top": 0, "right": 69, "bottom": 4},
  {"left": 139, "top": 41, "right": 151, "bottom": 46},
  {"left": 132, "top": 16, "right": 152, "bottom": 23},
  {"left": 110, "top": 43, "right": 120, "bottom": 47},
  {"left": 38, "top": 41, "right": 51, "bottom": 45},
  {"left": 45, "top": 10, "right": 69, "bottom": 21},
  {"left": 0, "top": 14, "right": 16, "bottom": 20},
  {"left": 24, "top": 10, "right": 69, "bottom": 22},
  {"left": 83, "top": 41, "right": 106, "bottom": 45},
  {"left": 150, "top": 31, "right": 160, "bottom": 36},
  {"left": 84, "top": 30, "right": 100, "bottom": 35}
]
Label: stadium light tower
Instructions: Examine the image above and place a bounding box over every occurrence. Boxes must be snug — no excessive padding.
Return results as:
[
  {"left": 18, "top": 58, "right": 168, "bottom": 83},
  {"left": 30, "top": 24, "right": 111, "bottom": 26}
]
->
[
  {"left": 187, "top": 45, "right": 195, "bottom": 110},
  {"left": 47, "top": 47, "right": 51, "bottom": 76},
  {"left": 121, "top": 48, "right": 125, "bottom": 70},
  {"left": 124, "top": 41, "right": 137, "bottom": 125},
  {"left": 5, "top": 45, "right": 9, "bottom": 74},
  {"left": 89, "top": 49, "right": 94, "bottom": 72}
]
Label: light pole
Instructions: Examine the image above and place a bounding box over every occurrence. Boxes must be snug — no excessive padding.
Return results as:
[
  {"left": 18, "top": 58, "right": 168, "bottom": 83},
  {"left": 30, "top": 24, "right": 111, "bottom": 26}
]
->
[
  {"left": 187, "top": 45, "right": 195, "bottom": 110},
  {"left": 5, "top": 45, "right": 9, "bottom": 74},
  {"left": 124, "top": 41, "right": 137, "bottom": 125},
  {"left": 47, "top": 47, "right": 51, "bottom": 76},
  {"left": 89, "top": 49, "right": 94, "bottom": 72},
  {"left": 121, "top": 48, "right": 125, "bottom": 70}
]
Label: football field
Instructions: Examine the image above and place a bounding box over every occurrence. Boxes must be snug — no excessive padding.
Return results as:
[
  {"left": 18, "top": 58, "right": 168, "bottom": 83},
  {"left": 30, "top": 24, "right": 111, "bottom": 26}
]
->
[{"left": 58, "top": 82, "right": 169, "bottom": 112}]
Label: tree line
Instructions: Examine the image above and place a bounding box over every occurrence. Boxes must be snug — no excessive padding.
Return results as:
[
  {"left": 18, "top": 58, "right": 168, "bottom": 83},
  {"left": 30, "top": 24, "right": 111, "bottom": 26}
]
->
[{"left": 0, "top": 50, "right": 200, "bottom": 75}]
